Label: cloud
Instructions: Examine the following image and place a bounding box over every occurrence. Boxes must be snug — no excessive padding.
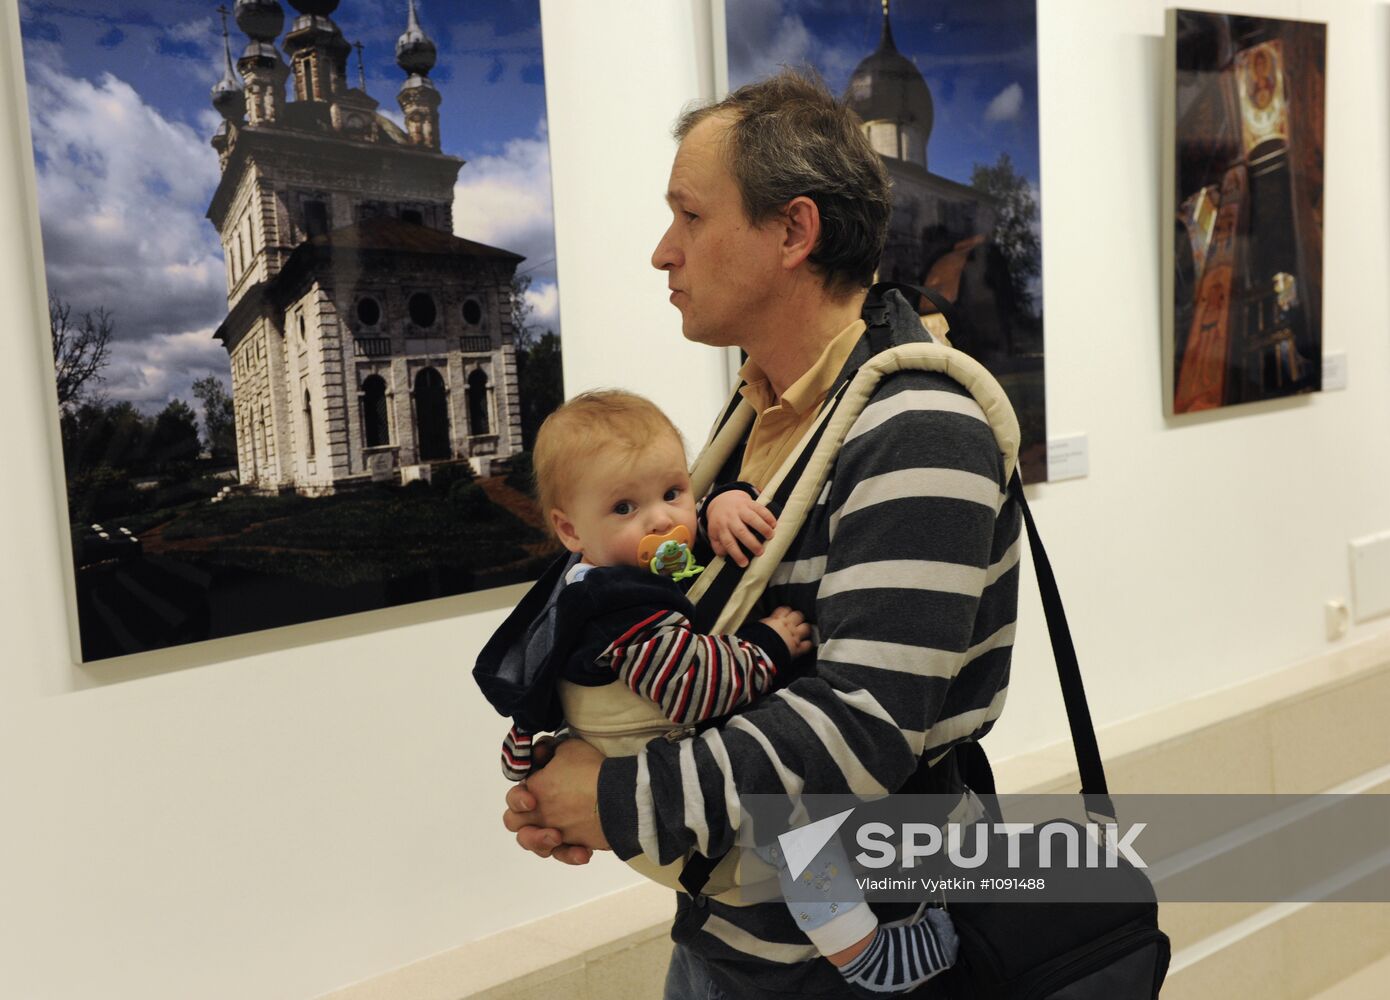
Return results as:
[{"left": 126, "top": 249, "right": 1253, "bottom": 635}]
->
[
  {"left": 984, "top": 82, "right": 1024, "bottom": 123},
  {"left": 524, "top": 280, "right": 558, "bottom": 333},
  {"left": 451, "top": 118, "right": 557, "bottom": 288},
  {"left": 167, "top": 16, "right": 215, "bottom": 44},
  {"left": 103, "top": 329, "right": 230, "bottom": 414},
  {"left": 727, "top": 0, "right": 861, "bottom": 90},
  {"left": 24, "top": 57, "right": 227, "bottom": 342}
]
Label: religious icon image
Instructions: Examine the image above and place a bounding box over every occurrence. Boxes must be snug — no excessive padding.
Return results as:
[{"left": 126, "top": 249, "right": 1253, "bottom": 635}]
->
[
  {"left": 1169, "top": 10, "right": 1326, "bottom": 413},
  {"left": 18, "top": 0, "right": 565, "bottom": 661},
  {"left": 723, "top": 0, "right": 1047, "bottom": 481}
]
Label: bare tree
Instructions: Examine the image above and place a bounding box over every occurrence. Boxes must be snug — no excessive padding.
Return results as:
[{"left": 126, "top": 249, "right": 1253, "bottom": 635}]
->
[
  {"left": 192, "top": 375, "right": 237, "bottom": 461},
  {"left": 50, "top": 295, "right": 113, "bottom": 407},
  {"left": 509, "top": 272, "right": 537, "bottom": 351}
]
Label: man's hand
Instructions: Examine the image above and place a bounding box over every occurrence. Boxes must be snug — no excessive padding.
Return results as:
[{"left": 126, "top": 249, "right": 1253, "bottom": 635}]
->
[
  {"left": 760, "top": 605, "right": 813, "bottom": 659},
  {"left": 706, "top": 490, "right": 777, "bottom": 567},
  {"left": 503, "top": 736, "right": 611, "bottom": 864}
]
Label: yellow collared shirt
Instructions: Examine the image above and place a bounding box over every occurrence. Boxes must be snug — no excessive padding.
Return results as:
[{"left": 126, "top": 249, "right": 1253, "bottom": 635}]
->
[{"left": 737, "top": 319, "right": 865, "bottom": 491}]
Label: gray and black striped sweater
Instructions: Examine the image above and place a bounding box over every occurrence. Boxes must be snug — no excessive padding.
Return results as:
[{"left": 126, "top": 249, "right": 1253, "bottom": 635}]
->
[{"left": 596, "top": 302, "right": 1023, "bottom": 998}]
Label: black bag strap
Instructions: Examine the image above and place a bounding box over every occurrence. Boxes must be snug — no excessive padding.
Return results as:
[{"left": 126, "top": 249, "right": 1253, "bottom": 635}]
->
[
  {"left": 711, "top": 379, "right": 747, "bottom": 438},
  {"left": 865, "top": 281, "right": 963, "bottom": 350},
  {"left": 1008, "top": 471, "right": 1115, "bottom": 822},
  {"left": 677, "top": 849, "right": 724, "bottom": 897}
]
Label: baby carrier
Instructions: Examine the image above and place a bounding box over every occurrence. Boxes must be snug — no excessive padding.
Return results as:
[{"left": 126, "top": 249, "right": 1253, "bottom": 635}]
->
[{"left": 474, "top": 283, "right": 1021, "bottom": 903}]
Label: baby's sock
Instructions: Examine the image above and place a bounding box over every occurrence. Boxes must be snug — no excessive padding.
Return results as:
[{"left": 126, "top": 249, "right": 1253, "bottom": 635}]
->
[{"left": 838, "top": 907, "right": 958, "bottom": 996}]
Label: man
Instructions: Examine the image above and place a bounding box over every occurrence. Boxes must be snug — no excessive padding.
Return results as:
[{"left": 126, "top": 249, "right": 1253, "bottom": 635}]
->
[{"left": 502, "top": 71, "right": 1022, "bottom": 998}]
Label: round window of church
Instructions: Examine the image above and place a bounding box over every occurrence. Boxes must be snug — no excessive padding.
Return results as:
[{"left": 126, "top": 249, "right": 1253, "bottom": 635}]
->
[
  {"left": 409, "top": 293, "right": 437, "bottom": 328},
  {"left": 357, "top": 297, "right": 381, "bottom": 326},
  {"left": 462, "top": 299, "right": 483, "bottom": 326}
]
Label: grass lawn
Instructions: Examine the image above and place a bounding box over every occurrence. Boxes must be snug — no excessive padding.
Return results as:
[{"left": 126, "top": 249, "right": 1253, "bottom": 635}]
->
[{"left": 145, "top": 486, "right": 545, "bottom": 587}]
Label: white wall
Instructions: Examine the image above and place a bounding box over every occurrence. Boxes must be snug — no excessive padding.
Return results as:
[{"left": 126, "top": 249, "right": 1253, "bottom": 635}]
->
[{"left": 0, "top": 0, "right": 1386, "bottom": 997}]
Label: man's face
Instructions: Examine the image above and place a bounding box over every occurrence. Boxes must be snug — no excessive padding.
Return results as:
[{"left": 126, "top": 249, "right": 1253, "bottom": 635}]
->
[{"left": 651, "top": 114, "right": 784, "bottom": 348}]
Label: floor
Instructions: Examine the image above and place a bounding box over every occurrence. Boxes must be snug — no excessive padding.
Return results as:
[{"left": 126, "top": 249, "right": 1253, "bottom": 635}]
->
[{"left": 1306, "top": 952, "right": 1390, "bottom": 999}]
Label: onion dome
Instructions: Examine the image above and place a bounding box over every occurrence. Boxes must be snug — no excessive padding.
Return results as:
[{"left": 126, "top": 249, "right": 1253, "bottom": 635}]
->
[
  {"left": 241, "top": 40, "right": 286, "bottom": 67},
  {"left": 211, "top": 7, "right": 245, "bottom": 121},
  {"left": 845, "top": 1, "right": 934, "bottom": 142},
  {"left": 396, "top": 0, "right": 437, "bottom": 77},
  {"left": 235, "top": 0, "right": 285, "bottom": 42},
  {"left": 286, "top": 0, "right": 340, "bottom": 15}
]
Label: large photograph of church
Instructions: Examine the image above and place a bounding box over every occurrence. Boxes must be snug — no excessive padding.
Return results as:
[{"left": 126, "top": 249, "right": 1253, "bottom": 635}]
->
[
  {"left": 725, "top": 0, "right": 1047, "bottom": 481},
  {"left": 1170, "top": 11, "right": 1325, "bottom": 414},
  {"left": 19, "top": 0, "right": 565, "bottom": 662}
]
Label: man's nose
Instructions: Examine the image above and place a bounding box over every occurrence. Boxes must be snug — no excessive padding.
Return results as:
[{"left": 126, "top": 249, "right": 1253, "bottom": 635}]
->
[{"left": 652, "top": 224, "right": 680, "bottom": 271}]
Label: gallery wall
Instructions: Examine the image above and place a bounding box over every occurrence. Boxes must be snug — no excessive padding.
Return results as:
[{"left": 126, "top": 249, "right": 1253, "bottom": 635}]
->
[{"left": 0, "top": 0, "right": 1387, "bottom": 998}]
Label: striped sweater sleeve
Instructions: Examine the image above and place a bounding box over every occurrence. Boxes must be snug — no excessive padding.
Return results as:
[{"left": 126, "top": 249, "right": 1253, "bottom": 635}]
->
[
  {"left": 601, "top": 611, "right": 790, "bottom": 724},
  {"left": 597, "top": 370, "right": 1020, "bottom": 865}
]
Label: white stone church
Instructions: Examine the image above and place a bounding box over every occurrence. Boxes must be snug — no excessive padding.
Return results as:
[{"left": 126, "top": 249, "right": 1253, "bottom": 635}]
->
[{"left": 207, "top": 0, "right": 525, "bottom": 494}]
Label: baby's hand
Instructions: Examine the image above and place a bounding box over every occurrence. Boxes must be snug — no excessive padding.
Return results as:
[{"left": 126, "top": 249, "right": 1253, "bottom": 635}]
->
[
  {"left": 706, "top": 490, "right": 777, "bottom": 568},
  {"left": 760, "top": 606, "right": 812, "bottom": 660}
]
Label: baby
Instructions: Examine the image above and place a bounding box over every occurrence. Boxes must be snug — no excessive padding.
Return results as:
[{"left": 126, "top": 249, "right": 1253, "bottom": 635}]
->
[{"left": 480, "top": 389, "right": 956, "bottom": 996}]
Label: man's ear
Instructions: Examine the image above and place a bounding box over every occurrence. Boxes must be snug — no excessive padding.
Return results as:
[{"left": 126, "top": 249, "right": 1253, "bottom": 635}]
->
[
  {"left": 550, "top": 508, "right": 583, "bottom": 555},
  {"left": 779, "top": 195, "right": 821, "bottom": 272}
]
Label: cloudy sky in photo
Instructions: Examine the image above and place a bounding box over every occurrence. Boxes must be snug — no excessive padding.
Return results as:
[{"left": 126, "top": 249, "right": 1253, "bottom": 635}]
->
[
  {"left": 726, "top": 0, "right": 1041, "bottom": 191},
  {"left": 17, "top": 0, "right": 557, "bottom": 416}
]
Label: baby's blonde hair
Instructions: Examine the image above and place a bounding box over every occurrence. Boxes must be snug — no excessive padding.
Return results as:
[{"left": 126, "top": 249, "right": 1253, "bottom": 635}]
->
[{"left": 533, "top": 390, "right": 686, "bottom": 529}]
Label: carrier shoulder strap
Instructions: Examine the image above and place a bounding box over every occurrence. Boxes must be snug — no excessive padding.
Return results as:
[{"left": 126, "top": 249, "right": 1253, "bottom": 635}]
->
[
  {"left": 675, "top": 293, "right": 1115, "bottom": 895},
  {"left": 685, "top": 339, "right": 1021, "bottom": 641}
]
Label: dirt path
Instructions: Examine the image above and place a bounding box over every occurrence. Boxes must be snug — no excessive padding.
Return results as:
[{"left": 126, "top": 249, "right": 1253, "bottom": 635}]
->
[
  {"left": 140, "top": 512, "right": 296, "bottom": 555},
  {"left": 477, "top": 476, "right": 561, "bottom": 560}
]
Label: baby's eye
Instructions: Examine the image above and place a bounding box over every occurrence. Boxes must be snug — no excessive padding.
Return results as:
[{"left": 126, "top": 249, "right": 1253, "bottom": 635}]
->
[
  {"left": 613, "top": 501, "right": 634, "bottom": 516},
  {"left": 664, "top": 487, "right": 682, "bottom": 502}
]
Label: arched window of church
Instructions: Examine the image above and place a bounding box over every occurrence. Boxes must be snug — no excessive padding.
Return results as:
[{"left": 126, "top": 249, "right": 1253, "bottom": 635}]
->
[
  {"left": 362, "top": 375, "right": 389, "bottom": 448},
  {"left": 467, "top": 369, "right": 491, "bottom": 436},
  {"left": 413, "top": 367, "right": 451, "bottom": 461},
  {"left": 303, "top": 388, "right": 316, "bottom": 460},
  {"left": 303, "top": 199, "right": 329, "bottom": 238},
  {"left": 298, "top": 313, "right": 306, "bottom": 345},
  {"left": 408, "top": 292, "right": 437, "bottom": 328}
]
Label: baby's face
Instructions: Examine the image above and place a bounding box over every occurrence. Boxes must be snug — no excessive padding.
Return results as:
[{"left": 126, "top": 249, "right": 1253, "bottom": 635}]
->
[{"left": 554, "top": 432, "right": 698, "bottom": 569}]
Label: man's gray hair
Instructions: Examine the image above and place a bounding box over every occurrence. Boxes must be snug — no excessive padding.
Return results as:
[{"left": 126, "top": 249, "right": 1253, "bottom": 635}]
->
[{"left": 675, "top": 69, "right": 891, "bottom": 297}]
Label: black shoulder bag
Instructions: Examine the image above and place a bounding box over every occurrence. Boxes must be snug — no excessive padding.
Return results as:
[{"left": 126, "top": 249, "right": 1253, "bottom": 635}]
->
[
  {"left": 934, "top": 470, "right": 1171, "bottom": 1000},
  {"left": 872, "top": 281, "right": 1171, "bottom": 999}
]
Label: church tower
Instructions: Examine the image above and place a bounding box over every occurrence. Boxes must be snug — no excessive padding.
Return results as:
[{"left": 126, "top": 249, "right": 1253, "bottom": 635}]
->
[
  {"left": 206, "top": 0, "right": 526, "bottom": 494},
  {"left": 396, "top": 0, "right": 441, "bottom": 150},
  {"left": 845, "top": 0, "right": 934, "bottom": 170},
  {"left": 843, "top": 0, "right": 995, "bottom": 312},
  {"left": 235, "top": 0, "right": 290, "bottom": 126}
]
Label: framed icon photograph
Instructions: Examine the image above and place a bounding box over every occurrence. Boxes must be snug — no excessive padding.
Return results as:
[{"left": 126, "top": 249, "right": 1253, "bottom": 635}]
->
[{"left": 1167, "top": 9, "right": 1326, "bottom": 414}]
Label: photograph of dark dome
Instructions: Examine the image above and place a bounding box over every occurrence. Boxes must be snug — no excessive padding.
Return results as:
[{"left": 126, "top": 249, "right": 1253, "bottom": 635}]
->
[{"left": 724, "top": 0, "right": 1047, "bottom": 482}]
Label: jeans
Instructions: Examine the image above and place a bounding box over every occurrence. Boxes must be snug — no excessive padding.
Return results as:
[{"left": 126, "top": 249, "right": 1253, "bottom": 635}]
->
[{"left": 663, "top": 943, "right": 728, "bottom": 1000}]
